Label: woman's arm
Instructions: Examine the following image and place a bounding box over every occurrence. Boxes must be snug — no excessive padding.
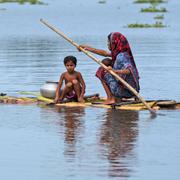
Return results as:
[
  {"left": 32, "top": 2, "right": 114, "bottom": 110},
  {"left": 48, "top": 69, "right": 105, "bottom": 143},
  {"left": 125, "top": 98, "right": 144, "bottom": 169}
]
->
[
  {"left": 114, "top": 69, "right": 130, "bottom": 75},
  {"left": 106, "top": 66, "right": 131, "bottom": 75},
  {"left": 79, "top": 45, "right": 111, "bottom": 57}
]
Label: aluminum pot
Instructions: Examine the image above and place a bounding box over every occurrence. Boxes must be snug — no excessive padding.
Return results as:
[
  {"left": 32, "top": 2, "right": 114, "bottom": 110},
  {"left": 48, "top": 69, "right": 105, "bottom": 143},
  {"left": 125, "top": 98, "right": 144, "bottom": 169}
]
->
[{"left": 40, "top": 81, "right": 58, "bottom": 99}]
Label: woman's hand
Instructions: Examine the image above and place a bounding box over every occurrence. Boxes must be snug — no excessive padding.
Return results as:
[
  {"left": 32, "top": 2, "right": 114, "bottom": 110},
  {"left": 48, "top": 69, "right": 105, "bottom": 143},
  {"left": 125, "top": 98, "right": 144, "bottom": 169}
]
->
[
  {"left": 103, "top": 66, "right": 114, "bottom": 74},
  {"left": 78, "top": 45, "right": 90, "bottom": 51},
  {"left": 78, "top": 45, "right": 111, "bottom": 57},
  {"left": 106, "top": 66, "right": 113, "bottom": 70}
]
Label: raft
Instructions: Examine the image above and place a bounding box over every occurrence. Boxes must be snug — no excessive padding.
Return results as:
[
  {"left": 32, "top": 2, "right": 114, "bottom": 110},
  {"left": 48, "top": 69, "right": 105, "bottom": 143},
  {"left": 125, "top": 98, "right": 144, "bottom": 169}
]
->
[
  {"left": 1, "top": 93, "right": 180, "bottom": 111},
  {"left": 37, "top": 95, "right": 180, "bottom": 110},
  {"left": 0, "top": 95, "right": 37, "bottom": 104}
]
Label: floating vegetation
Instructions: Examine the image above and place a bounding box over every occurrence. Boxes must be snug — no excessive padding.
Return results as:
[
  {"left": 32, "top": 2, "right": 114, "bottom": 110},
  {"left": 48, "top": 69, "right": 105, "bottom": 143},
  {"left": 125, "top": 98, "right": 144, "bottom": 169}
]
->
[
  {"left": 0, "top": 0, "right": 45, "bottom": 4},
  {"left": 154, "top": 14, "right": 164, "bottom": 19},
  {"left": 130, "top": 0, "right": 169, "bottom": 28},
  {"left": 98, "top": 0, "right": 106, "bottom": 4},
  {"left": 141, "top": 6, "right": 167, "bottom": 12},
  {"left": 134, "top": 0, "right": 167, "bottom": 3},
  {"left": 127, "top": 21, "right": 166, "bottom": 28}
]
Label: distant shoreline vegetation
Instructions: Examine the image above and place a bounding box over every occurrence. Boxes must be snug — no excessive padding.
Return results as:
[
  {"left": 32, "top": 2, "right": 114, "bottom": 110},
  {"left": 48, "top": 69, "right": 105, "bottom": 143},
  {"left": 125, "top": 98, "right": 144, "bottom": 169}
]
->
[
  {"left": 134, "top": 0, "right": 167, "bottom": 3},
  {"left": 127, "top": 21, "right": 167, "bottom": 28},
  {"left": 0, "top": 0, "right": 45, "bottom": 4}
]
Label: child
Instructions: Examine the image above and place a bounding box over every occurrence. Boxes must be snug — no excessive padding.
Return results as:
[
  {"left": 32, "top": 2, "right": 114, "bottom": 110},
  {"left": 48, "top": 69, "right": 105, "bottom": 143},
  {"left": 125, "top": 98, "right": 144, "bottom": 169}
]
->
[
  {"left": 54, "top": 56, "right": 86, "bottom": 103},
  {"left": 101, "top": 58, "right": 112, "bottom": 67},
  {"left": 96, "top": 58, "right": 112, "bottom": 81}
]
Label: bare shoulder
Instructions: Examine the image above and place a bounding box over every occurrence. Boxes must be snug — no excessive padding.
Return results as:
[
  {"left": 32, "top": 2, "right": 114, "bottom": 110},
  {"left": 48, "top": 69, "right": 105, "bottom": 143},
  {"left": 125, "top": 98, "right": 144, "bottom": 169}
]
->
[
  {"left": 59, "top": 72, "right": 66, "bottom": 79},
  {"left": 61, "top": 72, "right": 67, "bottom": 76},
  {"left": 75, "top": 71, "right": 83, "bottom": 77}
]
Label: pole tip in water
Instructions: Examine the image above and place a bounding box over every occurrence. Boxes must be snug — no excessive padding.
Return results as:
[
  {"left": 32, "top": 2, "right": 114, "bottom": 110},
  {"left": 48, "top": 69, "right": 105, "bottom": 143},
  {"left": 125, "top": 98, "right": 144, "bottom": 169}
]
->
[{"left": 150, "top": 109, "right": 157, "bottom": 117}]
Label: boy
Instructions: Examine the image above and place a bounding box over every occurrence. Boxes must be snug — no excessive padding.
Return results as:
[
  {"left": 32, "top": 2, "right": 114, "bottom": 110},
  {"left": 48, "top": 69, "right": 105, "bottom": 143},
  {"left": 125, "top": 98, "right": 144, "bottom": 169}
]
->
[
  {"left": 101, "top": 58, "right": 112, "bottom": 67},
  {"left": 96, "top": 58, "right": 112, "bottom": 80},
  {"left": 54, "top": 56, "right": 86, "bottom": 103}
]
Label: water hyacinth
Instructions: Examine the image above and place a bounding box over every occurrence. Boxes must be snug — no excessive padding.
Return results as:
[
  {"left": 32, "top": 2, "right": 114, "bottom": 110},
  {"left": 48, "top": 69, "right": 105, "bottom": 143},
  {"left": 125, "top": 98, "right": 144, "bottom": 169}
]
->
[
  {"left": 141, "top": 6, "right": 167, "bottom": 12},
  {"left": 0, "top": 0, "right": 44, "bottom": 4},
  {"left": 127, "top": 21, "right": 167, "bottom": 28},
  {"left": 154, "top": 14, "right": 164, "bottom": 19},
  {"left": 134, "top": 0, "right": 167, "bottom": 3},
  {"left": 98, "top": 0, "right": 106, "bottom": 4}
]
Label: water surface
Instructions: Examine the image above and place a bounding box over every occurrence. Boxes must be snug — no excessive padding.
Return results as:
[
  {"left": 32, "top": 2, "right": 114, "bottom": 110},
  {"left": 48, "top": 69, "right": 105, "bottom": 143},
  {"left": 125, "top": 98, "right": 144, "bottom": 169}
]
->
[{"left": 0, "top": 0, "right": 180, "bottom": 179}]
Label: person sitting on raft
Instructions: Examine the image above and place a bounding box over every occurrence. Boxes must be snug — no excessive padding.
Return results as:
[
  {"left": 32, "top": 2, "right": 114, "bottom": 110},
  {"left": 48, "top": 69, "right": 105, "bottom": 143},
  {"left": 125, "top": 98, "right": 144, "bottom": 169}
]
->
[
  {"left": 79, "top": 32, "right": 140, "bottom": 105},
  {"left": 54, "top": 55, "right": 86, "bottom": 103},
  {"left": 101, "top": 58, "right": 113, "bottom": 67}
]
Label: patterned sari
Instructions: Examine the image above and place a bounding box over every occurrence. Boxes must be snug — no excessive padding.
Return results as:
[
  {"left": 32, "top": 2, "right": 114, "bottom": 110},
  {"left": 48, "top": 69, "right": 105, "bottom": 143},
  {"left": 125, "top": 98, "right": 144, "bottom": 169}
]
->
[{"left": 96, "top": 32, "right": 140, "bottom": 98}]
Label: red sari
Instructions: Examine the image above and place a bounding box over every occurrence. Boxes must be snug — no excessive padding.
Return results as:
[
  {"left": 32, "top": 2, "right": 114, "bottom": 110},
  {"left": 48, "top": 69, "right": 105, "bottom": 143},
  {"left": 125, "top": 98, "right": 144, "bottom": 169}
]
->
[{"left": 96, "top": 32, "right": 140, "bottom": 97}]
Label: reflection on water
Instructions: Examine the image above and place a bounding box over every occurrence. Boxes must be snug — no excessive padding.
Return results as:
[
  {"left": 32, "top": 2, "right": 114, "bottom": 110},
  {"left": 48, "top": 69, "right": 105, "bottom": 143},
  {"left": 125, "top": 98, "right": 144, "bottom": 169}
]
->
[
  {"left": 1, "top": 103, "right": 180, "bottom": 180},
  {"left": 99, "top": 110, "right": 139, "bottom": 178},
  {"left": 55, "top": 106, "right": 85, "bottom": 159},
  {"left": 49, "top": 107, "right": 139, "bottom": 178}
]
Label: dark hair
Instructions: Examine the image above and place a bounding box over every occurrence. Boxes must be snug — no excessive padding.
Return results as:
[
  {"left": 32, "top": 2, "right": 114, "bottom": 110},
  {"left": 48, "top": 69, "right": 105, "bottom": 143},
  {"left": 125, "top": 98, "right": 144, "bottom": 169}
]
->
[
  {"left": 102, "top": 58, "right": 112, "bottom": 67},
  {"left": 64, "top": 56, "right": 77, "bottom": 66},
  {"left": 108, "top": 33, "right": 112, "bottom": 41}
]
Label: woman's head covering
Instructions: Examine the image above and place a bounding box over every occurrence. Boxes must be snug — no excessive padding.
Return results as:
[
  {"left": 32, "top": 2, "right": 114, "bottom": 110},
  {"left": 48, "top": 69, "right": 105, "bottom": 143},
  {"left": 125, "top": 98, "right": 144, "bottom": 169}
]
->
[{"left": 108, "top": 32, "right": 139, "bottom": 79}]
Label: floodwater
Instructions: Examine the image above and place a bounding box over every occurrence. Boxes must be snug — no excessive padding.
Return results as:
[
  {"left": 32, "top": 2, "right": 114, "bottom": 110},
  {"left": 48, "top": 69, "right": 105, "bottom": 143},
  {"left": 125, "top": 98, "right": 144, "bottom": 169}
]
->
[{"left": 0, "top": 0, "right": 180, "bottom": 179}]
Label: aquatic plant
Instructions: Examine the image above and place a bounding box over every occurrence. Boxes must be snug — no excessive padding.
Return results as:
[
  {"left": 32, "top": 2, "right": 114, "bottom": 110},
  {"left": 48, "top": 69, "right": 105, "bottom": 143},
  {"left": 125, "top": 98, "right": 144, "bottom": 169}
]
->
[
  {"left": 98, "top": 0, "right": 106, "bottom": 4},
  {"left": 141, "top": 6, "right": 167, "bottom": 12},
  {"left": 134, "top": 0, "right": 167, "bottom": 3},
  {"left": 154, "top": 14, "right": 164, "bottom": 19},
  {"left": 127, "top": 21, "right": 166, "bottom": 28},
  {"left": 18, "top": 0, "right": 24, "bottom": 4},
  {"left": 0, "top": 0, "right": 44, "bottom": 4},
  {"left": 131, "top": 0, "right": 168, "bottom": 28}
]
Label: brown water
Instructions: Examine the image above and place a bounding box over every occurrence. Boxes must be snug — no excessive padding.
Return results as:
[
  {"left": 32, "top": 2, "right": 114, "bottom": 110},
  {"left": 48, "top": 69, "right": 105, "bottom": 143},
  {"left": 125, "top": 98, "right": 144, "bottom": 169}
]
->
[{"left": 0, "top": 0, "right": 180, "bottom": 179}]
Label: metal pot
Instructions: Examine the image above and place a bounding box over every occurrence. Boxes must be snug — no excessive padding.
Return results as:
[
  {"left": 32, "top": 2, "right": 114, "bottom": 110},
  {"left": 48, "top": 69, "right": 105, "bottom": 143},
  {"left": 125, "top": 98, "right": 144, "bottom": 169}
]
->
[{"left": 40, "top": 81, "right": 58, "bottom": 99}]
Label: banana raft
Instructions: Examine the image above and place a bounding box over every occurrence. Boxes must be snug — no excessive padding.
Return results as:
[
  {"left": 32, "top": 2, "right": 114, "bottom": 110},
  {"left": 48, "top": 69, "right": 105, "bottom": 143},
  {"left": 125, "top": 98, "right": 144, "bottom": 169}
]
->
[{"left": 0, "top": 92, "right": 180, "bottom": 111}]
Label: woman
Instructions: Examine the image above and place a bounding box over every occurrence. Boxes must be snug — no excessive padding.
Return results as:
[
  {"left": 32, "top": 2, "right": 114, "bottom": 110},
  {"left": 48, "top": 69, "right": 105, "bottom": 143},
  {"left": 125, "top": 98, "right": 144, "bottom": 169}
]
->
[{"left": 80, "top": 32, "right": 140, "bottom": 104}]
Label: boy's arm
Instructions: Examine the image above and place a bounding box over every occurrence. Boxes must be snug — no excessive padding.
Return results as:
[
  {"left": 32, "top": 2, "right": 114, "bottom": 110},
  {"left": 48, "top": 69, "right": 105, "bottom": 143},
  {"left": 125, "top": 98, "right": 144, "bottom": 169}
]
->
[
  {"left": 78, "top": 72, "right": 86, "bottom": 98},
  {"left": 54, "top": 73, "right": 64, "bottom": 102}
]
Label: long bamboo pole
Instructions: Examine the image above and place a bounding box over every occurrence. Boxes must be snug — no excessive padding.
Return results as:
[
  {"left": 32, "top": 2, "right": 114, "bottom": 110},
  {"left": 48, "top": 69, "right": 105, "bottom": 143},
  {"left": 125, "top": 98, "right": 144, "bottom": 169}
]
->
[{"left": 40, "top": 19, "right": 156, "bottom": 114}]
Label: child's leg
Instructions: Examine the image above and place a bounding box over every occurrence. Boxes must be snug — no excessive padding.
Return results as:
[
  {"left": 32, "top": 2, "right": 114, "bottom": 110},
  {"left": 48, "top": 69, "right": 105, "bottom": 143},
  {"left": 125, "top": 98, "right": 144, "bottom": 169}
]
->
[
  {"left": 72, "top": 79, "right": 83, "bottom": 102},
  {"left": 59, "top": 82, "right": 73, "bottom": 102}
]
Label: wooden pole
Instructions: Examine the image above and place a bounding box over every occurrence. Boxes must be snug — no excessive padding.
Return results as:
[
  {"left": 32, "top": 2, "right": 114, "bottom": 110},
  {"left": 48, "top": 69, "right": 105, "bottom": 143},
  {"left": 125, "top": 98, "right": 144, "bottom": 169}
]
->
[{"left": 40, "top": 19, "right": 156, "bottom": 115}]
